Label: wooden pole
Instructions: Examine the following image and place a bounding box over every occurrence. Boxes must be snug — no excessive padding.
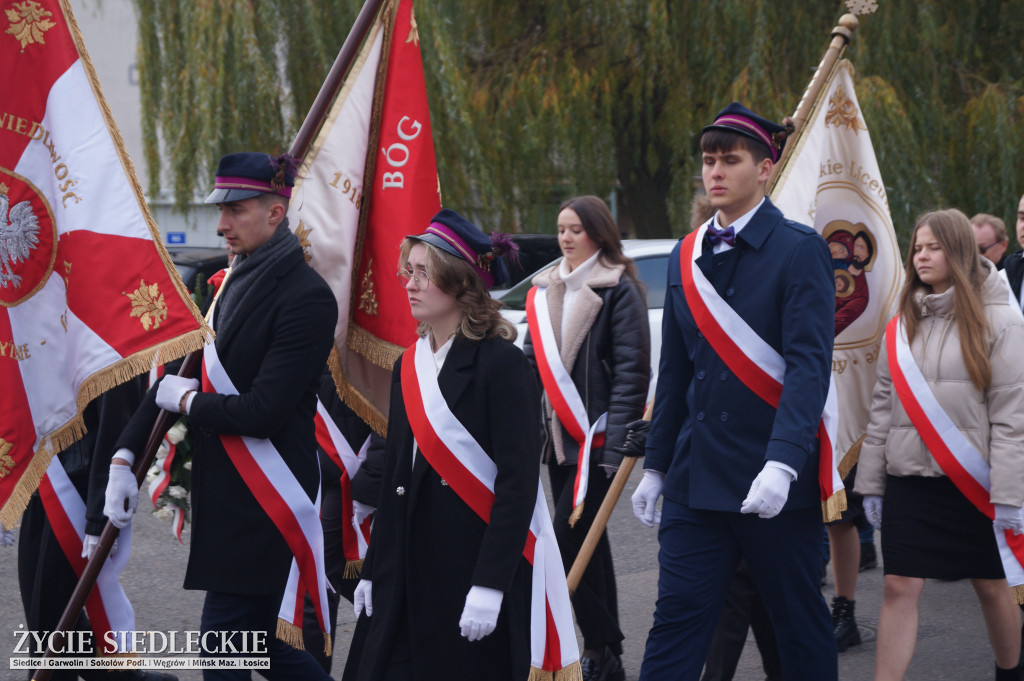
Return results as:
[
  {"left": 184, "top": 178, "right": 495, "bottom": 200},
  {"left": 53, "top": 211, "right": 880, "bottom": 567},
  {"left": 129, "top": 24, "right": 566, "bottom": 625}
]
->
[
  {"left": 566, "top": 402, "right": 654, "bottom": 596},
  {"left": 289, "top": 0, "right": 387, "bottom": 160},
  {"left": 32, "top": 352, "right": 201, "bottom": 681},
  {"left": 767, "top": 13, "right": 859, "bottom": 193}
]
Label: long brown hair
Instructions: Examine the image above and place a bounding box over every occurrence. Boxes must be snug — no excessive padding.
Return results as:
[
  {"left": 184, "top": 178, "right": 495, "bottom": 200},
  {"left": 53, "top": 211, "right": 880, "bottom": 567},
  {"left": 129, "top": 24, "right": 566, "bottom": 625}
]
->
[
  {"left": 559, "top": 195, "right": 639, "bottom": 282},
  {"left": 898, "top": 208, "right": 990, "bottom": 391},
  {"left": 399, "top": 239, "right": 516, "bottom": 342}
]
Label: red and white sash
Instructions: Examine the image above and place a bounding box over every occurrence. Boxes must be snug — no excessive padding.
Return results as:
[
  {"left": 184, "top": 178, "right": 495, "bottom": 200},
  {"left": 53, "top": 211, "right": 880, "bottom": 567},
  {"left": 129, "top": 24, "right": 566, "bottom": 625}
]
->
[
  {"left": 276, "top": 403, "right": 373, "bottom": 639},
  {"left": 526, "top": 286, "right": 608, "bottom": 526},
  {"left": 147, "top": 434, "right": 186, "bottom": 543},
  {"left": 201, "top": 342, "right": 332, "bottom": 655},
  {"left": 38, "top": 456, "right": 134, "bottom": 655},
  {"left": 679, "top": 227, "right": 845, "bottom": 520},
  {"left": 401, "top": 336, "right": 580, "bottom": 679},
  {"left": 886, "top": 316, "right": 1024, "bottom": 595}
]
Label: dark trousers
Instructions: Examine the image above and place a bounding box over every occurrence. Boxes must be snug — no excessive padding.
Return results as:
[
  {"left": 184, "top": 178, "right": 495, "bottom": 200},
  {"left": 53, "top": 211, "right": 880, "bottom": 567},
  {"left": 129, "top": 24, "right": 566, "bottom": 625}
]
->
[
  {"left": 199, "top": 591, "right": 331, "bottom": 681},
  {"left": 700, "top": 560, "right": 781, "bottom": 681},
  {"left": 548, "top": 458, "right": 624, "bottom": 654},
  {"left": 639, "top": 499, "right": 837, "bottom": 681}
]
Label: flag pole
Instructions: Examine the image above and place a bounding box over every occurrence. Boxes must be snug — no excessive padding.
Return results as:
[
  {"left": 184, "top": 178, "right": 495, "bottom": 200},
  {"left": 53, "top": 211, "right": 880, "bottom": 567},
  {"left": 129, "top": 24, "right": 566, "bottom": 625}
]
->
[
  {"left": 567, "top": 402, "right": 653, "bottom": 596},
  {"left": 290, "top": 0, "right": 388, "bottom": 160},
  {"left": 32, "top": 3, "right": 388, "bottom": 678},
  {"left": 767, "top": 13, "right": 859, "bottom": 193}
]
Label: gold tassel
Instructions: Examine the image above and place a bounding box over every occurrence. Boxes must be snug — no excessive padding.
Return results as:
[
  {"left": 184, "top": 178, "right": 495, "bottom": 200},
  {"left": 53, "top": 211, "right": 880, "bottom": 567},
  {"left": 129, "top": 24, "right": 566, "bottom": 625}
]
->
[
  {"left": 1010, "top": 584, "right": 1024, "bottom": 605},
  {"left": 324, "top": 634, "right": 332, "bottom": 658},
  {"left": 837, "top": 435, "right": 865, "bottom": 480},
  {"left": 568, "top": 502, "right": 584, "bottom": 528},
  {"left": 528, "top": 667, "right": 552, "bottom": 681},
  {"left": 347, "top": 325, "right": 405, "bottom": 371},
  {"left": 342, "top": 559, "right": 363, "bottom": 580},
  {"left": 553, "top": 661, "right": 583, "bottom": 681},
  {"left": 822, "top": 488, "right": 848, "bottom": 523},
  {"left": 275, "top": 618, "right": 305, "bottom": 651}
]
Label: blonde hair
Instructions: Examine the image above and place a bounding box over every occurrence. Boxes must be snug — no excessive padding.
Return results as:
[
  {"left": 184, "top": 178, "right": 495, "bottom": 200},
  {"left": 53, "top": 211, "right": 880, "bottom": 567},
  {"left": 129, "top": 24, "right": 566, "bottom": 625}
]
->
[
  {"left": 899, "top": 208, "right": 990, "bottom": 391},
  {"left": 399, "top": 239, "right": 516, "bottom": 342}
]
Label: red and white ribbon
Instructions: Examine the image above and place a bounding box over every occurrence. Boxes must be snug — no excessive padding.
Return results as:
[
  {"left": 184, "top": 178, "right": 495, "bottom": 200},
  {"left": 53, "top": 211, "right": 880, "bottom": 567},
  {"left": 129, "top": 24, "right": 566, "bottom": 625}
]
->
[
  {"left": 38, "top": 456, "right": 134, "bottom": 654},
  {"left": 887, "top": 316, "right": 1024, "bottom": 588},
  {"left": 401, "top": 336, "right": 579, "bottom": 677},
  {"left": 679, "top": 228, "right": 844, "bottom": 518},
  {"left": 147, "top": 436, "right": 185, "bottom": 543},
  {"left": 526, "top": 287, "right": 607, "bottom": 522},
  {"left": 201, "top": 342, "right": 332, "bottom": 653}
]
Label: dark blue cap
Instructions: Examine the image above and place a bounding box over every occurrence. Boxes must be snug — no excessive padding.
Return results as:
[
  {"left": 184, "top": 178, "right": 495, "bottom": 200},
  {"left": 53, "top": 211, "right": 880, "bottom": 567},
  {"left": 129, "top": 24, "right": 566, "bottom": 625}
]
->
[
  {"left": 408, "top": 209, "right": 514, "bottom": 290},
  {"left": 205, "top": 152, "right": 297, "bottom": 204},
  {"left": 702, "top": 102, "right": 788, "bottom": 162}
]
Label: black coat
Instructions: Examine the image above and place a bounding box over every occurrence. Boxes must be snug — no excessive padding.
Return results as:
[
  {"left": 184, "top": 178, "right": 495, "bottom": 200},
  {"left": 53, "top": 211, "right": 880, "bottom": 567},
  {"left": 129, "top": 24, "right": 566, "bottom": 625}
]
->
[
  {"left": 1005, "top": 251, "right": 1024, "bottom": 307},
  {"left": 117, "top": 246, "right": 337, "bottom": 594},
  {"left": 351, "top": 335, "right": 540, "bottom": 681},
  {"left": 523, "top": 270, "right": 651, "bottom": 468}
]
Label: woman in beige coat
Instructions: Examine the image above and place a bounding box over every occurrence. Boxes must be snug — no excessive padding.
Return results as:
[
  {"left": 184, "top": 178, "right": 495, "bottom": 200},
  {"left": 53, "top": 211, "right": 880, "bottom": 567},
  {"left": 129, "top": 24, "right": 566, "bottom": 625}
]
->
[{"left": 854, "top": 208, "right": 1024, "bottom": 681}]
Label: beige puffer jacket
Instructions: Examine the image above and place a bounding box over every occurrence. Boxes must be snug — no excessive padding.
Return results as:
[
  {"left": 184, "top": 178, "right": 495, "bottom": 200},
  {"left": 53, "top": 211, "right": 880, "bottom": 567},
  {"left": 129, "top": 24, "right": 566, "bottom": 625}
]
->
[{"left": 854, "top": 260, "right": 1024, "bottom": 506}]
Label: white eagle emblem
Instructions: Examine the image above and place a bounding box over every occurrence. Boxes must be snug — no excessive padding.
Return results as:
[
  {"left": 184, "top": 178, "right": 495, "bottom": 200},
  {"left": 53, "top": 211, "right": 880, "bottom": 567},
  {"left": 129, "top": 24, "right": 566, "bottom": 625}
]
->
[{"left": 0, "top": 182, "right": 40, "bottom": 289}]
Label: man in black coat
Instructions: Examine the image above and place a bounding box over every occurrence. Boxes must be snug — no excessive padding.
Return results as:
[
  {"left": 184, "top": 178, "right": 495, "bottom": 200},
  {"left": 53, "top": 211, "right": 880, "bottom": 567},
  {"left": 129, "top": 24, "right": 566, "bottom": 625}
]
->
[
  {"left": 104, "top": 152, "right": 337, "bottom": 680},
  {"left": 1004, "top": 193, "right": 1024, "bottom": 311}
]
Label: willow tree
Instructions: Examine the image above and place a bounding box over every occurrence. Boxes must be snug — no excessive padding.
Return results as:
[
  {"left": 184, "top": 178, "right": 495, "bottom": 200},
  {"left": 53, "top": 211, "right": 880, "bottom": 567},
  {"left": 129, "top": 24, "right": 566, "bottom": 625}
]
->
[{"left": 136, "top": 1, "right": 1024, "bottom": 241}]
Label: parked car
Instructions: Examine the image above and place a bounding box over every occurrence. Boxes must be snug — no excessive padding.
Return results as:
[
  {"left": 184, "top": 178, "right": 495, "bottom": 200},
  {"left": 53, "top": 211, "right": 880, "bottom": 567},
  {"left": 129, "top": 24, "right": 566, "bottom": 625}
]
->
[
  {"left": 498, "top": 239, "right": 677, "bottom": 400},
  {"left": 491, "top": 233, "right": 562, "bottom": 293},
  {"left": 166, "top": 246, "right": 229, "bottom": 308}
]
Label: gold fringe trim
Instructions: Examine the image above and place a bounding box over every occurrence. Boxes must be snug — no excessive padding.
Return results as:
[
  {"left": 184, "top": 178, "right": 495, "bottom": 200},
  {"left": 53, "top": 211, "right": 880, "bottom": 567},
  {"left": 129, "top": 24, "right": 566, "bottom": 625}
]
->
[
  {"left": 837, "top": 434, "right": 865, "bottom": 480},
  {"left": 1011, "top": 585, "right": 1024, "bottom": 606},
  {"left": 324, "top": 634, "right": 332, "bottom": 658},
  {"left": 568, "top": 502, "right": 583, "bottom": 528},
  {"left": 276, "top": 618, "right": 305, "bottom": 651},
  {"left": 527, "top": 661, "right": 583, "bottom": 681},
  {"left": 0, "top": 330, "right": 209, "bottom": 530},
  {"left": 328, "top": 346, "right": 389, "bottom": 436},
  {"left": 822, "top": 488, "right": 848, "bottom": 523},
  {"left": 347, "top": 325, "right": 404, "bottom": 371},
  {"left": 343, "top": 559, "right": 364, "bottom": 580}
]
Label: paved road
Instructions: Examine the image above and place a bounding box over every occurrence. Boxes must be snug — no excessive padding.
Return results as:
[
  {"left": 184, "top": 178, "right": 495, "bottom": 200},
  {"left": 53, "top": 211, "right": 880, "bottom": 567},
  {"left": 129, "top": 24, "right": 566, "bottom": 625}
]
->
[{"left": 0, "top": 464, "right": 1004, "bottom": 680}]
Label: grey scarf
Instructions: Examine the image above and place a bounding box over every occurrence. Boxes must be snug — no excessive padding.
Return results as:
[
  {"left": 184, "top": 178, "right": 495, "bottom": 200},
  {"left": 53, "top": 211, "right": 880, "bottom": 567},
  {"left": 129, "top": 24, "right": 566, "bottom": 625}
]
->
[{"left": 215, "top": 220, "right": 300, "bottom": 338}]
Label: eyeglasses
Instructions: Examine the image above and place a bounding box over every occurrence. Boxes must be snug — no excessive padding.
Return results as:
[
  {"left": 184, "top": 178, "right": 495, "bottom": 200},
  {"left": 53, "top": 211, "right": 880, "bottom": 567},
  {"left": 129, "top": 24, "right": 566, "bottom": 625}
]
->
[
  {"left": 978, "top": 241, "right": 1000, "bottom": 254},
  {"left": 397, "top": 266, "right": 430, "bottom": 287}
]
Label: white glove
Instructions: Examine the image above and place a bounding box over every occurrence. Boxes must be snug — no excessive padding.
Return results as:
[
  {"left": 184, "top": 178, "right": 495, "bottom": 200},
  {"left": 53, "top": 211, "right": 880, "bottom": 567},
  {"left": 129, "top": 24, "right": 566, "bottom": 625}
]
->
[
  {"left": 81, "top": 534, "right": 120, "bottom": 560},
  {"left": 994, "top": 504, "right": 1024, "bottom": 536},
  {"left": 459, "top": 586, "right": 503, "bottom": 641},
  {"left": 863, "top": 495, "right": 883, "bottom": 530},
  {"left": 740, "top": 461, "right": 795, "bottom": 519},
  {"left": 632, "top": 470, "right": 665, "bottom": 527},
  {"left": 0, "top": 528, "right": 15, "bottom": 547},
  {"left": 155, "top": 375, "right": 200, "bottom": 413},
  {"left": 352, "top": 500, "right": 375, "bottom": 525},
  {"left": 104, "top": 462, "right": 139, "bottom": 529},
  {"left": 354, "top": 579, "right": 373, "bottom": 617}
]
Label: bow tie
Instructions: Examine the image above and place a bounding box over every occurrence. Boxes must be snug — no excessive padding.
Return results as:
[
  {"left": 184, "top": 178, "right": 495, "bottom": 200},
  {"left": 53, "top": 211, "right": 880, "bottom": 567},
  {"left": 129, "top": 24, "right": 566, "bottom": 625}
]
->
[{"left": 707, "top": 223, "right": 736, "bottom": 247}]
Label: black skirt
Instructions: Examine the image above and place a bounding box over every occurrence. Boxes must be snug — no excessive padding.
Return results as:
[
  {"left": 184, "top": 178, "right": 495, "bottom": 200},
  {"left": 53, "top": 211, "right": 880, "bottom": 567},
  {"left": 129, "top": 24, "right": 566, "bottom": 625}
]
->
[{"left": 881, "top": 474, "right": 1004, "bottom": 580}]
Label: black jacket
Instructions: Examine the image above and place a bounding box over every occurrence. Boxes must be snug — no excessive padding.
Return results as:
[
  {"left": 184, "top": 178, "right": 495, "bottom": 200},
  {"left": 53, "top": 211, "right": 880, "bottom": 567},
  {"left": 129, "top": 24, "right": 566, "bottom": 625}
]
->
[
  {"left": 117, "top": 245, "right": 337, "bottom": 595},
  {"left": 350, "top": 335, "right": 540, "bottom": 681},
  {"left": 523, "top": 261, "right": 650, "bottom": 468},
  {"left": 1005, "top": 251, "right": 1024, "bottom": 308}
]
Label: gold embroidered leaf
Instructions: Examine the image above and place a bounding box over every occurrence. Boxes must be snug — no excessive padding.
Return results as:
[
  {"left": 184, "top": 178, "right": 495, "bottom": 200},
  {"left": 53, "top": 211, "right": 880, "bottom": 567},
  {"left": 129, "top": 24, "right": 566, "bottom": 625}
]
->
[
  {"left": 125, "top": 279, "right": 168, "bottom": 331},
  {"left": 5, "top": 1, "right": 56, "bottom": 51}
]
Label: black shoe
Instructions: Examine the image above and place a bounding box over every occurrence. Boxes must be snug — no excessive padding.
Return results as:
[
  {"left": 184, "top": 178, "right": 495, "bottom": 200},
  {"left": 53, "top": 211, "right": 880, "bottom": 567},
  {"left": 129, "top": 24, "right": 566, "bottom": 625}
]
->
[
  {"left": 580, "top": 648, "right": 625, "bottom": 681},
  {"left": 831, "top": 595, "right": 862, "bottom": 652},
  {"left": 859, "top": 542, "right": 878, "bottom": 571}
]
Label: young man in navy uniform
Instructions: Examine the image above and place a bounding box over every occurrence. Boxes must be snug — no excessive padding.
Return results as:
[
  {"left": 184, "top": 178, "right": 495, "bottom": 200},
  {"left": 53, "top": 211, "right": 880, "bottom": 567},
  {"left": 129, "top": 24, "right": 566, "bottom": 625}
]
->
[{"left": 632, "top": 103, "right": 838, "bottom": 680}]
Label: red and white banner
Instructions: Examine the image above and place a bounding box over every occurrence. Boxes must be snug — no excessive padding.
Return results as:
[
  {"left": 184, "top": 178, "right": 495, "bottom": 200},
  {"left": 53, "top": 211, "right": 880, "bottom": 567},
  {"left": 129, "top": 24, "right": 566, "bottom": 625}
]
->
[
  {"left": 526, "top": 286, "right": 607, "bottom": 525},
  {"left": 680, "top": 227, "right": 845, "bottom": 520},
  {"left": 401, "top": 336, "right": 580, "bottom": 679},
  {"left": 38, "top": 456, "right": 134, "bottom": 654},
  {"left": 887, "top": 316, "right": 1024, "bottom": 596},
  {"left": 0, "top": 0, "right": 209, "bottom": 530},
  {"left": 201, "top": 341, "right": 332, "bottom": 654},
  {"left": 286, "top": 0, "right": 439, "bottom": 435},
  {"left": 770, "top": 59, "right": 904, "bottom": 472}
]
